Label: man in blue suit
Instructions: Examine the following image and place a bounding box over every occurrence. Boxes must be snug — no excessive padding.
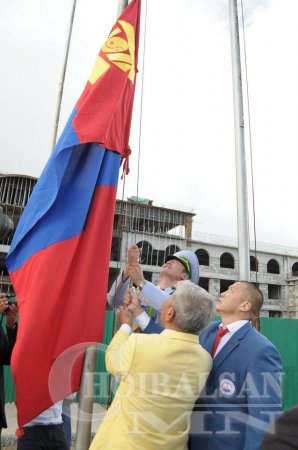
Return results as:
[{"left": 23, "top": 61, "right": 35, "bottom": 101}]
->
[
  {"left": 132, "top": 281, "right": 283, "bottom": 450},
  {"left": 189, "top": 281, "right": 282, "bottom": 450}
]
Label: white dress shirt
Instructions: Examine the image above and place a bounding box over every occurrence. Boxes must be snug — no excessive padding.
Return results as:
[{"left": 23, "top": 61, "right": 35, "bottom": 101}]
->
[
  {"left": 24, "top": 400, "right": 63, "bottom": 426},
  {"left": 214, "top": 320, "right": 249, "bottom": 357}
]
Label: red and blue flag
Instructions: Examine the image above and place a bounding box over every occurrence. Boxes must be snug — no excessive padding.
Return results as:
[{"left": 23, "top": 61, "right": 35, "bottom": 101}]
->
[{"left": 6, "top": 0, "right": 141, "bottom": 428}]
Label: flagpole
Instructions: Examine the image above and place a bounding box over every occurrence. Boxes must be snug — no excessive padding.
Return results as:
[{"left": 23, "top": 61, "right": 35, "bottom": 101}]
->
[
  {"left": 74, "top": 345, "right": 98, "bottom": 450},
  {"left": 51, "top": 0, "right": 77, "bottom": 150},
  {"left": 229, "top": 0, "right": 250, "bottom": 281},
  {"left": 117, "top": 0, "right": 129, "bottom": 17}
]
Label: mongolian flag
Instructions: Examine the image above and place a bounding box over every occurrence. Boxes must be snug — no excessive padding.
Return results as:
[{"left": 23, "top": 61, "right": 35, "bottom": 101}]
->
[{"left": 6, "top": 0, "right": 141, "bottom": 429}]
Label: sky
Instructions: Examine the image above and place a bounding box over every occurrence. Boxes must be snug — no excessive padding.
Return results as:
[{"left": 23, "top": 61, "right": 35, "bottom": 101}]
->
[{"left": 0, "top": 0, "right": 297, "bottom": 249}]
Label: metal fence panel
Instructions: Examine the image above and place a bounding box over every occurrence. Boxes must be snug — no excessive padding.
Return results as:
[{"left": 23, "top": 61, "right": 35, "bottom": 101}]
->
[
  {"left": 260, "top": 317, "right": 298, "bottom": 411},
  {"left": 4, "top": 315, "right": 298, "bottom": 413}
]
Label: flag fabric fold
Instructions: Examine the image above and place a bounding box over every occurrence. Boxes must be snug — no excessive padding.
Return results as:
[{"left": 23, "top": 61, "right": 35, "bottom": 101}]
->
[{"left": 6, "top": 0, "right": 141, "bottom": 428}]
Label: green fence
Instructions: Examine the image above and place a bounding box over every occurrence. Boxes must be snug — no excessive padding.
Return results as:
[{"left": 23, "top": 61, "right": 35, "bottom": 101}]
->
[
  {"left": 3, "top": 312, "right": 15, "bottom": 403},
  {"left": 260, "top": 317, "right": 298, "bottom": 411},
  {"left": 93, "top": 311, "right": 114, "bottom": 405},
  {"left": 3, "top": 314, "right": 298, "bottom": 411}
]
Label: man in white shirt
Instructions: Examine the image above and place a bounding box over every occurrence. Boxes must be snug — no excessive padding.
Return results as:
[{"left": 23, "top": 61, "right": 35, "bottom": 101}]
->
[
  {"left": 108, "top": 245, "right": 199, "bottom": 325},
  {"left": 17, "top": 402, "right": 68, "bottom": 450}
]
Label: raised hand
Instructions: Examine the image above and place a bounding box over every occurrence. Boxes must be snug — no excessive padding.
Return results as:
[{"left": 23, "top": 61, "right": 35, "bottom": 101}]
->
[
  {"left": 118, "top": 306, "right": 133, "bottom": 326},
  {"left": 124, "top": 288, "right": 144, "bottom": 317}
]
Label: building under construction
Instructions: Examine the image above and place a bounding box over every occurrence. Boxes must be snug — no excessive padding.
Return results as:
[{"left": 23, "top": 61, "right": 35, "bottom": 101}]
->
[{"left": 1, "top": 172, "right": 298, "bottom": 318}]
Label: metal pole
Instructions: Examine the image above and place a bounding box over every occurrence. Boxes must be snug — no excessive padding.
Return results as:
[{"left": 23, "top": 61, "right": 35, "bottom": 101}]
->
[
  {"left": 51, "top": 0, "right": 77, "bottom": 151},
  {"left": 75, "top": 345, "right": 98, "bottom": 450},
  {"left": 117, "top": 0, "right": 129, "bottom": 17},
  {"left": 229, "top": 0, "right": 250, "bottom": 281}
]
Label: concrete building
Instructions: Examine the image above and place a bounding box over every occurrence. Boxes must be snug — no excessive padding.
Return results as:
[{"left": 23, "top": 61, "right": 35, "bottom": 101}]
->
[
  {"left": 1, "top": 173, "right": 298, "bottom": 317},
  {"left": 0, "top": 173, "right": 37, "bottom": 293},
  {"left": 110, "top": 199, "right": 298, "bottom": 318}
]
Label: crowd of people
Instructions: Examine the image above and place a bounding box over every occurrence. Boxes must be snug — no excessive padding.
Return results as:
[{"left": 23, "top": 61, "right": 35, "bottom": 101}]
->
[{"left": 1, "top": 245, "right": 296, "bottom": 449}]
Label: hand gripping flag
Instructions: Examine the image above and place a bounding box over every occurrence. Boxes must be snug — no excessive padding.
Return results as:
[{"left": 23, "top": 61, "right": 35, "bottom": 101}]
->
[{"left": 6, "top": 0, "right": 141, "bottom": 429}]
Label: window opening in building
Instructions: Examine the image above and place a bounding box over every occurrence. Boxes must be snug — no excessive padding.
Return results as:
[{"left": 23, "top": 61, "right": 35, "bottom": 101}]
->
[
  {"left": 220, "top": 252, "right": 234, "bottom": 269},
  {"left": 199, "top": 277, "right": 209, "bottom": 291},
  {"left": 110, "top": 237, "right": 120, "bottom": 262},
  {"left": 250, "top": 256, "right": 258, "bottom": 272},
  {"left": 196, "top": 249, "right": 209, "bottom": 266},
  {"left": 220, "top": 279, "right": 235, "bottom": 293},
  {"left": 269, "top": 311, "right": 282, "bottom": 318},
  {"left": 292, "top": 262, "right": 298, "bottom": 277},
  {"left": 268, "top": 284, "right": 281, "bottom": 299},
  {"left": 267, "top": 259, "right": 280, "bottom": 274},
  {"left": 164, "top": 245, "right": 181, "bottom": 264},
  {"left": 137, "top": 241, "right": 153, "bottom": 266}
]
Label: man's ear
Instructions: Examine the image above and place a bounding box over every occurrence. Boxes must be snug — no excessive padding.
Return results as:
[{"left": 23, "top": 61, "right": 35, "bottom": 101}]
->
[
  {"left": 180, "top": 272, "right": 188, "bottom": 281},
  {"left": 240, "top": 301, "right": 252, "bottom": 313},
  {"left": 164, "top": 305, "right": 175, "bottom": 323}
]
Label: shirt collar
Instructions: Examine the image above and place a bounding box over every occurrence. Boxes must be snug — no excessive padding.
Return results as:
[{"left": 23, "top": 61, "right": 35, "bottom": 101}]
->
[{"left": 220, "top": 320, "right": 249, "bottom": 336}]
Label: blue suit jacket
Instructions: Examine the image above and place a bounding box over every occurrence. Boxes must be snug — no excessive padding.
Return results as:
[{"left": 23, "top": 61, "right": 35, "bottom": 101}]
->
[
  {"left": 189, "top": 321, "right": 282, "bottom": 450},
  {"left": 144, "top": 319, "right": 282, "bottom": 450}
]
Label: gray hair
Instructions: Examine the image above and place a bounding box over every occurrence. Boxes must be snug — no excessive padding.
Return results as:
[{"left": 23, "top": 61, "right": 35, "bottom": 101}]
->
[{"left": 170, "top": 280, "right": 215, "bottom": 334}]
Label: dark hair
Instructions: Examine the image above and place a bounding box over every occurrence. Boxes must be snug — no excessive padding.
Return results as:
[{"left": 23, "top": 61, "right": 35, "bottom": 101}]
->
[{"left": 239, "top": 281, "right": 264, "bottom": 315}]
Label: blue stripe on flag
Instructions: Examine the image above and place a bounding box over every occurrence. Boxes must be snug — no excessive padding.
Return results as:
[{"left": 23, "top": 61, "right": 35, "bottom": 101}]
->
[{"left": 7, "top": 145, "right": 120, "bottom": 272}]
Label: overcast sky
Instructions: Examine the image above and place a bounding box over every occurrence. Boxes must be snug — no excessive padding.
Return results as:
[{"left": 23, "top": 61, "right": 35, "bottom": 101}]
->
[{"left": 0, "top": 0, "right": 297, "bottom": 248}]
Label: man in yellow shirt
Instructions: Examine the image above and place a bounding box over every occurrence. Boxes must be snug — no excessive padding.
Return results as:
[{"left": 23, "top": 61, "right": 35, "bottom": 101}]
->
[{"left": 89, "top": 281, "right": 214, "bottom": 450}]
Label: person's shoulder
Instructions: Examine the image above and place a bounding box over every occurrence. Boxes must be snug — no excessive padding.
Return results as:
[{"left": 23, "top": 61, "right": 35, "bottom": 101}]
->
[
  {"left": 131, "top": 330, "right": 171, "bottom": 354},
  {"left": 200, "top": 320, "right": 220, "bottom": 336},
  {"left": 249, "top": 325, "right": 273, "bottom": 343},
  {"left": 249, "top": 326, "right": 280, "bottom": 353},
  {"left": 132, "top": 330, "right": 163, "bottom": 343},
  {"left": 134, "top": 329, "right": 185, "bottom": 343}
]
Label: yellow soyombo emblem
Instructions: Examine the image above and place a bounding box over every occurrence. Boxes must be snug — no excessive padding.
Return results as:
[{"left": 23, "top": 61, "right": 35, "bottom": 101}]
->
[{"left": 89, "top": 20, "right": 136, "bottom": 85}]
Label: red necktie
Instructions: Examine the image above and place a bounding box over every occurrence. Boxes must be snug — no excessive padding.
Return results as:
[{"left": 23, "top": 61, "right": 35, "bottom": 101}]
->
[{"left": 212, "top": 326, "right": 229, "bottom": 357}]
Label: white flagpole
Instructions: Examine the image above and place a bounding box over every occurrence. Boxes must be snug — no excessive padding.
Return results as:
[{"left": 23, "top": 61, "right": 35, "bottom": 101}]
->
[
  {"left": 75, "top": 3, "right": 130, "bottom": 448},
  {"left": 75, "top": 345, "right": 98, "bottom": 450},
  {"left": 117, "top": 0, "right": 129, "bottom": 17},
  {"left": 51, "top": 0, "right": 77, "bottom": 151},
  {"left": 229, "top": 0, "right": 250, "bottom": 281}
]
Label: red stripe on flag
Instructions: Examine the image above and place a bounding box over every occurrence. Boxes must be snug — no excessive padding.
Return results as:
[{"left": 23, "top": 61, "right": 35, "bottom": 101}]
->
[{"left": 10, "top": 185, "right": 117, "bottom": 427}]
